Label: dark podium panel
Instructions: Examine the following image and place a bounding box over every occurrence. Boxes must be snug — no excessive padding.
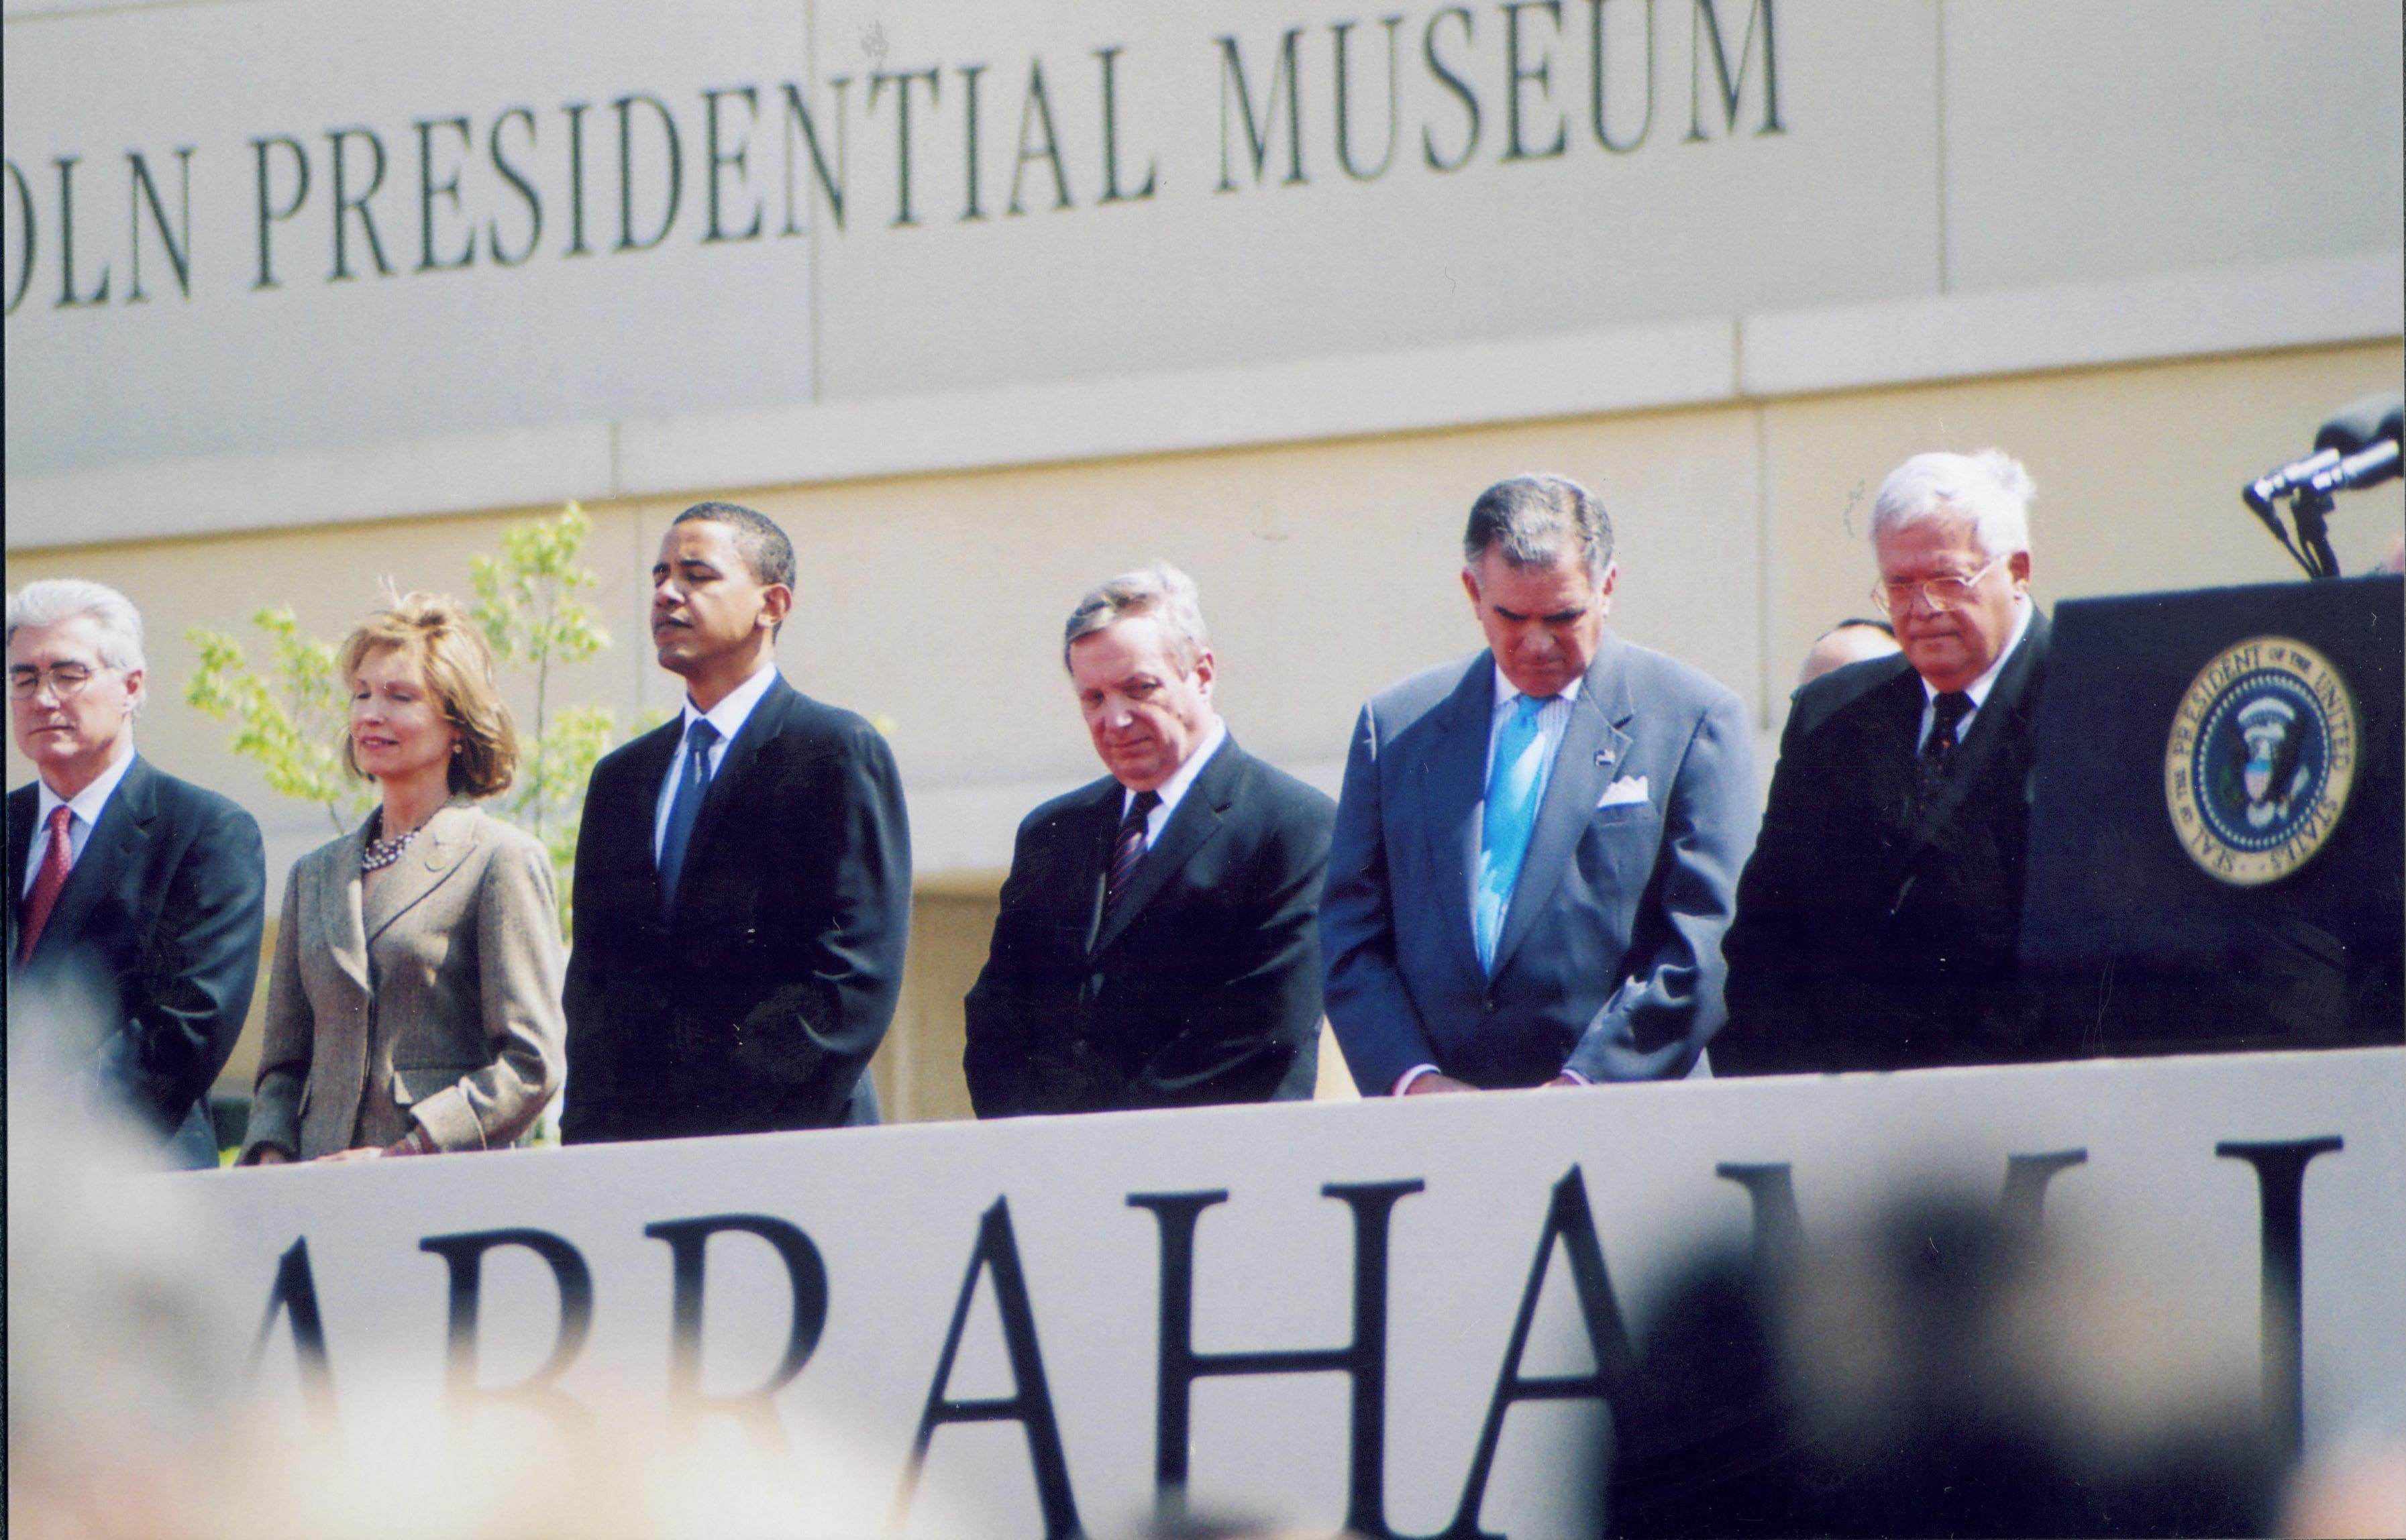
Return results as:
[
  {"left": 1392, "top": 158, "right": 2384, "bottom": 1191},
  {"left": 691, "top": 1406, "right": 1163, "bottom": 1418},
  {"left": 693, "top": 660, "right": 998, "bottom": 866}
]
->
[{"left": 2022, "top": 576, "right": 2402, "bottom": 1054}]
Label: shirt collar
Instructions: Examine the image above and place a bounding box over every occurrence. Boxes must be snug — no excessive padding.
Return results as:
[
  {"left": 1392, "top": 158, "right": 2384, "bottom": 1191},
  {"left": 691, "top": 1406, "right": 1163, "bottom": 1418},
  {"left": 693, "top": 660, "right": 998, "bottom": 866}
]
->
[
  {"left": 34, "top": 736, "right": 137, "bottom": 830},
  {"left": 1921, "top": 596, "right": 2032, "bottom": 711},
  {"left": 1126, "top": 716, "right": 1226, "bottom": 820},
  {"left": 682, "top": 662, "right": 779, "bottom": 747},
  {"left": 1491, "top": 664, "right": 1585, "bottom": 715}
]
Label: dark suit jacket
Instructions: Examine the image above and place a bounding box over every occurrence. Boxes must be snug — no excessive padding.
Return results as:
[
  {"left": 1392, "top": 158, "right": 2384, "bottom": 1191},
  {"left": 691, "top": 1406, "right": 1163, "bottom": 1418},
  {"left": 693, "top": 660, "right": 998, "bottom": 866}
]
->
[
  {"left": 1718, "top": 610, "right": 2052, "bottom": 1075},
  {"left": 7, "top": 757, "right": 266, "bottom": 1168},
  {"left": 962, "top": 736, "right": 1335, "bottom": 1116},
  {"left": 561, "top": 675, "right": 910, "bottom": 1142},
  {"left": 1320, "top": 635, "right": 1759, "bottom": 1094}
]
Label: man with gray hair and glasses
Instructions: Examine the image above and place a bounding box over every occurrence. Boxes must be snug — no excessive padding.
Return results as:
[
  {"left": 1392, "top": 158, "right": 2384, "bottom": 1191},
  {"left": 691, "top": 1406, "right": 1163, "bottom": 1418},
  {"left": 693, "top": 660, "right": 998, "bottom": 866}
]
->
[
  {"left": 1718, "top": 448, "right": 2049, "bottom": 1075},
  {"left": 8, "top": 579, "right": 266, "bottom": 1167},
  {"left": 964, "top": 562, "right": 1336, "bottom": 1115},
  {"left": 1321, "top": 474, "right": 1759, "bottom": 1095}
]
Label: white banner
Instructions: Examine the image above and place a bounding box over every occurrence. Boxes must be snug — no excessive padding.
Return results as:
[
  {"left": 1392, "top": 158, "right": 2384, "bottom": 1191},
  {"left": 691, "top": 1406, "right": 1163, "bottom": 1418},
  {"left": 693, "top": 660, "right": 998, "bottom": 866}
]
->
[{"left": 193, "top": 1047, "right": 2405, "bottom": 1537}]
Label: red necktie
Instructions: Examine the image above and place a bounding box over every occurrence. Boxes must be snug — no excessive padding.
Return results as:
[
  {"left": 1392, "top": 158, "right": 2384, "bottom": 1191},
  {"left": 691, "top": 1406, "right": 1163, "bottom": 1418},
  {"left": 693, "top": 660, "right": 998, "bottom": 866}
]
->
[{"left": 18, "top": 806, "right": 74, "bottom": 965}]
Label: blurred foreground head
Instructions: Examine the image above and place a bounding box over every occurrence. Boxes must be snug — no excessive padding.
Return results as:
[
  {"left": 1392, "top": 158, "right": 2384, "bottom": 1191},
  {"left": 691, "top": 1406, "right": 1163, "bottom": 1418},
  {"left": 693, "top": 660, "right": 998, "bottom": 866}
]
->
[
  {"left": 6, "top": 1015, "right": 983, "bottom": 1540},
  {"left": 1606, "top": 1195, "right": 2281, "bottom": 1539},
  {"left": 7, "top": 1028, "right": 244, "bottom": 1540}
]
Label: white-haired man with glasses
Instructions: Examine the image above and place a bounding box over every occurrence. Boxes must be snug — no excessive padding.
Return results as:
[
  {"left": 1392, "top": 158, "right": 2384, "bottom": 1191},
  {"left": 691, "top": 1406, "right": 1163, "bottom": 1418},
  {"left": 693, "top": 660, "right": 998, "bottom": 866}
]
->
[
  {"left": 7, "top": 580, "right": 266, "bottom": 1166},
  {"left": 1718, "top": 449, "right": 2050, "bottom": 1075}
]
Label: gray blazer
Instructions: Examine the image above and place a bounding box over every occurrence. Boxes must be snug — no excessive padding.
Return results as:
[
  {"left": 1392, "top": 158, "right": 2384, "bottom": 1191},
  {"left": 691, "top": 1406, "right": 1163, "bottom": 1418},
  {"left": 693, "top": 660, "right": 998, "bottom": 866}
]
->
[
  {"left": 1320, "top": 634, "right": 1759, "bottom": 1093},
  {"left": 242, "top": 802, "right": 565, "bottom": 1160}
]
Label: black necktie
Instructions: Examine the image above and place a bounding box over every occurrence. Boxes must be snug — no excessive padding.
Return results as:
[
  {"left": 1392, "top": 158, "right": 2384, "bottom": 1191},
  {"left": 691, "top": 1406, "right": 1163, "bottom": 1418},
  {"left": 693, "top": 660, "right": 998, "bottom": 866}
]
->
[
  {"left": 1104, "top": 790, "right": 1161, "bottom": 918},
  {"left": 1918, "top": 691, "right": 1973, "bottom": 808},
  {"left": 658, "top": 718, "right": 721, "bottom": 915}
]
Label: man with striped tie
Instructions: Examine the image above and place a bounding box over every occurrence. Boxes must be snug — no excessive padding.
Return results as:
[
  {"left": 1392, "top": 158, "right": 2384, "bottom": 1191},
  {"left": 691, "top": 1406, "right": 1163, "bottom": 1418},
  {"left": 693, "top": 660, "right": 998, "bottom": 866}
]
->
[
  {"left": 1320, "top": 476, "right": 1759, "bottom": 1095},
  {"left": 963, "top": 563, "right": 1335, "bottom": 1117},
  {"left": 1717, "top": 450, "right": 2050, "bottom": 1075}
]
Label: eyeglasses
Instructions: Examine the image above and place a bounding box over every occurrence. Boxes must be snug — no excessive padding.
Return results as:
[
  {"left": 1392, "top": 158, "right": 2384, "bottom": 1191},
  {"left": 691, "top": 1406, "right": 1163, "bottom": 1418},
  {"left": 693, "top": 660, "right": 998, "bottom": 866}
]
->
[
  {"left": 1870, "top": 553, "right": 2007, "bottom": 616},
  {"left": 7, "top": 662, "right": 109, "bottom": 700}
]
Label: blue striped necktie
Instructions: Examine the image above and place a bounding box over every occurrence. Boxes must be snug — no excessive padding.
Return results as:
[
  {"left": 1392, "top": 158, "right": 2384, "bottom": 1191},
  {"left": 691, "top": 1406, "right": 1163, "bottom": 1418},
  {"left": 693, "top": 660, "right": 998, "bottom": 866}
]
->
[
  {"left": 657, "top": 717, "right": 721, "bottom": 915},
  {"left": 1475, "top": 695, "right": 1553, "bottom": 973}
]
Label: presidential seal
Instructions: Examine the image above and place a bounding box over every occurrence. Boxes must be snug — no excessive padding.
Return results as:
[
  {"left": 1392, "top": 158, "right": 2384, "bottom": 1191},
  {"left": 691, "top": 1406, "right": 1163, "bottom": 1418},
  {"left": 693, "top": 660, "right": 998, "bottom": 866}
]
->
[{"left": 2164, "top": 636, "right": 2358, "bottom": 886}]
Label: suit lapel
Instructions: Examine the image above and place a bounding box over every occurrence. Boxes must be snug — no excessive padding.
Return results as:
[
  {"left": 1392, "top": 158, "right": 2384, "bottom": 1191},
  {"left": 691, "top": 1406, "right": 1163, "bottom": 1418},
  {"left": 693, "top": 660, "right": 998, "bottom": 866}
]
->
[
  {"left": 1092, "top": 738, "right": 1243, "bottom": 954},
  {"left": 322, "top": 818, "right": 373, "bottom": 996},
  {"left": 1061, "top": 779, "right": 1125, "bottom": 955},
  {"left": 615, "top": 719, "right": 682, "bottom": 916},
  {"left": 1493, "top": 641, "right": 1632, "bottom": 977},
  {"left": 7, "top": 787, "right": 34, "bottom": 953},
  {"left": 1862, "top": 672, "right": 1925, "bottom": 834},
  {"left": 32, "top": 756, "right": 156, "bottom": 964},
  {"left": 1421, "top": 659, "right": 1496, "bottom": 987},
  {"left": 7, "top": 786, "right": 34, "bottom": 881},
  {"left": 362, "top": 802, "right": 479, "bottom": 944},
  {"left": 301, "top": 828, "right": 373, "bottom": 1153}
]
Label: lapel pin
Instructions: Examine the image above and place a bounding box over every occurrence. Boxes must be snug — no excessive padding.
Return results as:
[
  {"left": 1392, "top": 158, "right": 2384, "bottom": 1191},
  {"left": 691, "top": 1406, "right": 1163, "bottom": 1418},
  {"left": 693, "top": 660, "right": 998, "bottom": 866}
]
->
[{"left": 1596, "top": 749, "right": 1616, "bottom": 767}]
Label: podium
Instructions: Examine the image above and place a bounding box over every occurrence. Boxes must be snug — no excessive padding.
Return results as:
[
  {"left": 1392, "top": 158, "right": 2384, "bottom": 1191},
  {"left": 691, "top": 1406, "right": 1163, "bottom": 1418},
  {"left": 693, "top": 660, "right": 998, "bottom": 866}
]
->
[{"left": 2020, "top": 575, "right": 2402, "bottom": 1055}]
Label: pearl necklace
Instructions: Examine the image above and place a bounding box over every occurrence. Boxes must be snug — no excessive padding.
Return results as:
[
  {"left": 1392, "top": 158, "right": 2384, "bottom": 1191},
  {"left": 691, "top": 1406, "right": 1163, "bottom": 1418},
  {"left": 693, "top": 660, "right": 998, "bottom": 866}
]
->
[{"left": 361, "top": 814, "right": 421, "bottom": 873}]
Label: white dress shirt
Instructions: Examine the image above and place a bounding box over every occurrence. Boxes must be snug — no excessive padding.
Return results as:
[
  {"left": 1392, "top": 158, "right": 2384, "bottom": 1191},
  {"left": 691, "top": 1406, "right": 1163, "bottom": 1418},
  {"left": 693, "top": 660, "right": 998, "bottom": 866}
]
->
[
  {"left": 22, "top": 737, "right": 138, "bottom": 899},
  {"left": 651, "top": 663, "right": 780, "bottom": 862},
  {"left": 1483, "top": 667, "right": 1581, "bottom": 783}
]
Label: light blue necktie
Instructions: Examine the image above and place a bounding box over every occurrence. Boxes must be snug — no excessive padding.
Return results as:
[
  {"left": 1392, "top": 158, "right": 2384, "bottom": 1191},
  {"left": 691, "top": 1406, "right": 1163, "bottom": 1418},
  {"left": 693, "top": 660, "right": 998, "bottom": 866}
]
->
[
  {"left": 657, "top": 717, "right": 721, "bottom": 916},
  {"left": 1475, "top": 695, "right": 1553, "bottom": 974}
]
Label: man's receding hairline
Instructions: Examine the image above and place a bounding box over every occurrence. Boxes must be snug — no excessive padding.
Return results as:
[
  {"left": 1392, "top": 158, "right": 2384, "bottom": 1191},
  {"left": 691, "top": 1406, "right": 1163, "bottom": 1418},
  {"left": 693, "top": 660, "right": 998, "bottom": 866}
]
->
[
  {"left": 663, "top": 524, "right": 751, "bottom": 574},
  {"left": 1465, "top": 547, "right": 1609, "bottom": 601},
  {"left": 1068, "top": 612, "right": 1202, "bottom": 680},
  {"left": 670, "top": 502, "right": 796, "bottom": 590},
  {"left": 10, "top": 615, "right": 119, "bottom": 659}
]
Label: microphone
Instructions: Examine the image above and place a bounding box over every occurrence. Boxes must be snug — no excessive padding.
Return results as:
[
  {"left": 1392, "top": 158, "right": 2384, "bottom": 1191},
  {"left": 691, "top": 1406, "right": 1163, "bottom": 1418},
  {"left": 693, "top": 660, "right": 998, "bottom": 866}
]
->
[
  {"left": 2245, "top": 392, "right": 2405, "bottom": 512},
  {"left": 2304, "top": 437, "right": 2402, "bottom": 498},
  {"left": 2244, "top": 449, "right": 2340, "bottom": 514}
]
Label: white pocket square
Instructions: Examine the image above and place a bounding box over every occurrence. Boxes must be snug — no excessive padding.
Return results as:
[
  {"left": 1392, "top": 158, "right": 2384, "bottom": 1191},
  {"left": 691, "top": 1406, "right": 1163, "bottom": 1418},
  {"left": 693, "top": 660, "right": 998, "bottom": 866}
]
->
[{"left": 1597, "top": 775, "right": 1650, "bottom": 808}]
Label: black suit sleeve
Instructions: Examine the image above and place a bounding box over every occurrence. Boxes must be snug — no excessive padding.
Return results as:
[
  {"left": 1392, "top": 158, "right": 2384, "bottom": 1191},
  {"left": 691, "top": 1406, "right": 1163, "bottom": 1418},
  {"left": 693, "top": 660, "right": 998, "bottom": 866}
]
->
[
  {"left": 961, "top": 815, "right": 1061, "bottom": 1119},
  {"left": 560, "top": 752, "right": 633, "bottom": 1145},
  {"left": 1718, "top": 702, "right": 1826, "bottom": 1077},
  {"left": 731, "top": 714, "right": 911, "bottom": 1124},
  {"left": 93, "top": 792, "right": 266, "bottom": 1136},
  {"left": 1125, "top": 787, "right": 1333, "bottom": 1108}
]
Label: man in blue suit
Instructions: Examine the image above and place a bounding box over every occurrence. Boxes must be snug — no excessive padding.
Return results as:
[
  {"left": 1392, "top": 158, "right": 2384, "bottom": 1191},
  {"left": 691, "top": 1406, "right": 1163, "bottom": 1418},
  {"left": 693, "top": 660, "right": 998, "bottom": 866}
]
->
[{"left": 1320, "top": 475, "right": 1758, "bottom": 1095}]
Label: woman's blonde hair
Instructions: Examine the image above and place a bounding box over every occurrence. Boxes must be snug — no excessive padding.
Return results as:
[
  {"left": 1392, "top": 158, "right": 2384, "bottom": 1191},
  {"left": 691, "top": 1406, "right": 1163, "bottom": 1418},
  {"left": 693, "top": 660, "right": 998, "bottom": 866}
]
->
[{"left": 337, "top": 591, "right": 519, "bottom": 798}]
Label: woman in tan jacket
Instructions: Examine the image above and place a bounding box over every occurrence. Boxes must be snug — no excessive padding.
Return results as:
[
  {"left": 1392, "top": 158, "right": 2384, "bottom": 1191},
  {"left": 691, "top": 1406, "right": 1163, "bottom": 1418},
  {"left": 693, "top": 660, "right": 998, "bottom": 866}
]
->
[{"left": 238, "top": 594, "right": 564, "bottom": 1163}]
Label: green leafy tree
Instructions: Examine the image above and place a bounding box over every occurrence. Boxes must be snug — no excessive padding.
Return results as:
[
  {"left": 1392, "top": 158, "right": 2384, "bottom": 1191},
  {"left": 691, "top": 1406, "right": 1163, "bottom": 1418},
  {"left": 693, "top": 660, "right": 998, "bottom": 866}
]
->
[
  {"left": 470, "top": 504, "right": 616, "bottom": 905},
  {"left": 185, "top": 608, "right": 375, "bottom": 835}
]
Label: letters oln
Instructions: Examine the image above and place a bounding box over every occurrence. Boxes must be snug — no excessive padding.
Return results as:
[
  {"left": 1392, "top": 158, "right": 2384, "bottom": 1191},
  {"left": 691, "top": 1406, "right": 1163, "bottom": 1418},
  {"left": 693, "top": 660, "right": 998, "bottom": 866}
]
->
[{"left": 5, "top": 2, "right": 1785, "bottom": 316}]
